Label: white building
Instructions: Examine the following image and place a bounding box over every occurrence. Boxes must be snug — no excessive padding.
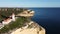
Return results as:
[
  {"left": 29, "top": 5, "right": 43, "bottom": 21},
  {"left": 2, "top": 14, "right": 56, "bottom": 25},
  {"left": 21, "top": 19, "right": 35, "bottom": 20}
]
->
[
  {"left": 11, "top": 13, "right": 16, "bottom": 21},
  {"left": 2, "top": 18, "right": 12, "bottom": 25},
  {"left": 2, "top": 13, "right": 15, "bottom": 25}
]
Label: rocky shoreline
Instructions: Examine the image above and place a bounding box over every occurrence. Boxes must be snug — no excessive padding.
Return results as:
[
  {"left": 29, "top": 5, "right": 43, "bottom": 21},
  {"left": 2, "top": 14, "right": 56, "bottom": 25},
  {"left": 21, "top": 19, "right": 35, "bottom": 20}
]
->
[
  {"left": 11, "top": 9, "right": 45, "bottom": 34},
  {"left": 0, "top": 9, "right": 45, "bottom": 34}
]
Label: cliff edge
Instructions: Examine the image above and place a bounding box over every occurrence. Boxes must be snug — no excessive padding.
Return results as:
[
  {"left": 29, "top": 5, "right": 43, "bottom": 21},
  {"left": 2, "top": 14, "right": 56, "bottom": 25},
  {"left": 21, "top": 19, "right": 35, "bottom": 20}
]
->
[
  {"left": 11, "top": 21, "right": 45, "bottom": 34},
  {"left": 0, "top": 9, "right": 45, "bottom": 34},
  {"left": 11, "top": 9, "right": 45, "bottom": 34}
]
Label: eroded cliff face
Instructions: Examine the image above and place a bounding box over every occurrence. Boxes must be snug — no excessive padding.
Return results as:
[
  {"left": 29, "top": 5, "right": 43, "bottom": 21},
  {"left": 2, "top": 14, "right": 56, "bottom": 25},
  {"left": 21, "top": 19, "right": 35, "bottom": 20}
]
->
[
  {"left": 11, "top": 21, "right": 45, "bottom": 34},
  {"left": 0, "top": 9, "right": 45, "bottom": 34},
  {"left": 11, "top": 9, "right": 45, "bottom": 34}
]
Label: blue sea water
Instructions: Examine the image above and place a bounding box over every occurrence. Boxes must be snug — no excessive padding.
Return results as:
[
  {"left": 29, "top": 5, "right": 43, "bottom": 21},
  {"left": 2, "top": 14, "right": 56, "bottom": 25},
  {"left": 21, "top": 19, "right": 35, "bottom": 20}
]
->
[{"left": 28, "top": 8, "right": 60, "bottom": 34}]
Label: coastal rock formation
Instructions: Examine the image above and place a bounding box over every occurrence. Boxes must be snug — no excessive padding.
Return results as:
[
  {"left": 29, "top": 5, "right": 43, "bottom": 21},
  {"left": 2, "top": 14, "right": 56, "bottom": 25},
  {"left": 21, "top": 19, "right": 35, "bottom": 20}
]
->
[
  {"left": 16, "top": 9, "right": 34, "bottom": 17},
  {"left": 0, "top": 9, "right": 45, "bottom": 34},
  {"left": 11, "top": 9, "right": 45, "bottom": 34},
  {"left": 11, "top": 21, "right": 45, "bottom": 34}
]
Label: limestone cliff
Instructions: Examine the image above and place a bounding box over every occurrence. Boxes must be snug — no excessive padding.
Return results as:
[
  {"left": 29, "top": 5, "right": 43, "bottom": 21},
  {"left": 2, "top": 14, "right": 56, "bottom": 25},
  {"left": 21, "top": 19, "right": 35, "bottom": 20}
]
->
[
  {"left": 11, "top": 9, "right": 45, "bottom": 34},
  {"left": 11, "top": 21, "right": 45, "bottom": 34},
  {"left": 0, "top": 9, "right": 45, "bottom": 34}
]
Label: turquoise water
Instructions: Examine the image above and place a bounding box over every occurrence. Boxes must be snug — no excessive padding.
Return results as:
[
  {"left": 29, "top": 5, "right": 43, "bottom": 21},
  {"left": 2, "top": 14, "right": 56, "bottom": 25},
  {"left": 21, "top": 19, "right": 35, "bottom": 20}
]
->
[{"left": 28, "top": 8, "right": 60, "bottom": 34}]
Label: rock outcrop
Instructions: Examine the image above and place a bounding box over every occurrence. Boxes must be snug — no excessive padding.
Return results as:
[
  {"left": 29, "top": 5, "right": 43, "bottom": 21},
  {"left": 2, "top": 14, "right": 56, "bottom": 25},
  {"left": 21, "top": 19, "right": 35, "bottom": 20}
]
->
[
  {"left": 0, "top": 9, "right": 45, "bottom": 34},
  {"left": 11, "top": 21, "right": 45, "bottom": 34},
  {"left": 16, "top": 9, "right": 34, "bottom": 17},
  {"left": 11, "top": 9, "right": 45, "bottom": 34}
]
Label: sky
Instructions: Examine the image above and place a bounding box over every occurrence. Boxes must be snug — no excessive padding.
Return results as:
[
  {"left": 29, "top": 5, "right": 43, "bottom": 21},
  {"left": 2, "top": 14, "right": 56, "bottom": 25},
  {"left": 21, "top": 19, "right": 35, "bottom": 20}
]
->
[{"left": 0, "top": 0, "right": 60, "bottom": 7}]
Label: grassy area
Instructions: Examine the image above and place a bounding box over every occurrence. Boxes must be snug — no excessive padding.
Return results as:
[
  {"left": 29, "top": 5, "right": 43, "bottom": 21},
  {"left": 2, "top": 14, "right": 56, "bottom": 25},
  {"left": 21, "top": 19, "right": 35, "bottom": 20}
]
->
[
  {"left": 0, "top": 17, "right": 28, "bottom": 33},
  {"left": 0, "top": 8, "right": 29, "bottom": 33},
  {"left": 0, "top": 8, "right": 23, "bottom": 21}
]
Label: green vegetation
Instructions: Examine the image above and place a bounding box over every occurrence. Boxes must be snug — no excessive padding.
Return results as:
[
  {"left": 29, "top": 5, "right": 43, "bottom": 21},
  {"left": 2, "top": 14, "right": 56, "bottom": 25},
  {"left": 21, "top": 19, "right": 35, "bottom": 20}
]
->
[
  {"left": 0, "top": 17, "right": 28, "bottom": 33},
  {"left": 0, "top": 8, "right": 23, "bottom": 21},
  {"left": 0, "top": 8, "right": 29, "bottom": 33}
]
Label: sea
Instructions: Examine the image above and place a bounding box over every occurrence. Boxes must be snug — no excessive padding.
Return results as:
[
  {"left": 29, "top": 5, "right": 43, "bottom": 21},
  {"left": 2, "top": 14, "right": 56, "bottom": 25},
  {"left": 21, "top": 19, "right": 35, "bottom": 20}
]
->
[{"left": 28, "top": 8, "right": 60, "bottom": 34}]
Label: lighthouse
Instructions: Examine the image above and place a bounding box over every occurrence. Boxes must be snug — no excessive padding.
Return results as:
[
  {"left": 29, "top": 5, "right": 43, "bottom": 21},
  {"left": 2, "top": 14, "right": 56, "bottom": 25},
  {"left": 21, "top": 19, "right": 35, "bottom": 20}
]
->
[{"left": 11, "top": 13, "right": 15, "bottom": 21}]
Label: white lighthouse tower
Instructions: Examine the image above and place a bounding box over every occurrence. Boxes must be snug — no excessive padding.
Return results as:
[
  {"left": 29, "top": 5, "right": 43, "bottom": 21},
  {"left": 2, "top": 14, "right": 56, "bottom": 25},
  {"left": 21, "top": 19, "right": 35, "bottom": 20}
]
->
[{"left": 11, "top": 13, "right": 15, "bottom": 21}]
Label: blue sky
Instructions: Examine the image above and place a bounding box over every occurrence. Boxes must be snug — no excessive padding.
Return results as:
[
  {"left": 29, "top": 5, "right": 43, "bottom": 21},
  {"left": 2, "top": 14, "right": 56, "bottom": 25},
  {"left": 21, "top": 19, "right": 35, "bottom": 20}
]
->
[{"left": 0, "top": 0, "right": 60, "bottom": 7}]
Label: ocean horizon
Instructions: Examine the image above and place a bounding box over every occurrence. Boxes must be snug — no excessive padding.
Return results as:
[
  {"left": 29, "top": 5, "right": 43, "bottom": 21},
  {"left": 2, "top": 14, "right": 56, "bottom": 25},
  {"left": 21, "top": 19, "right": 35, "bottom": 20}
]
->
[{"left": 28, "top": 8, "right": 60, "bottom": 34}]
